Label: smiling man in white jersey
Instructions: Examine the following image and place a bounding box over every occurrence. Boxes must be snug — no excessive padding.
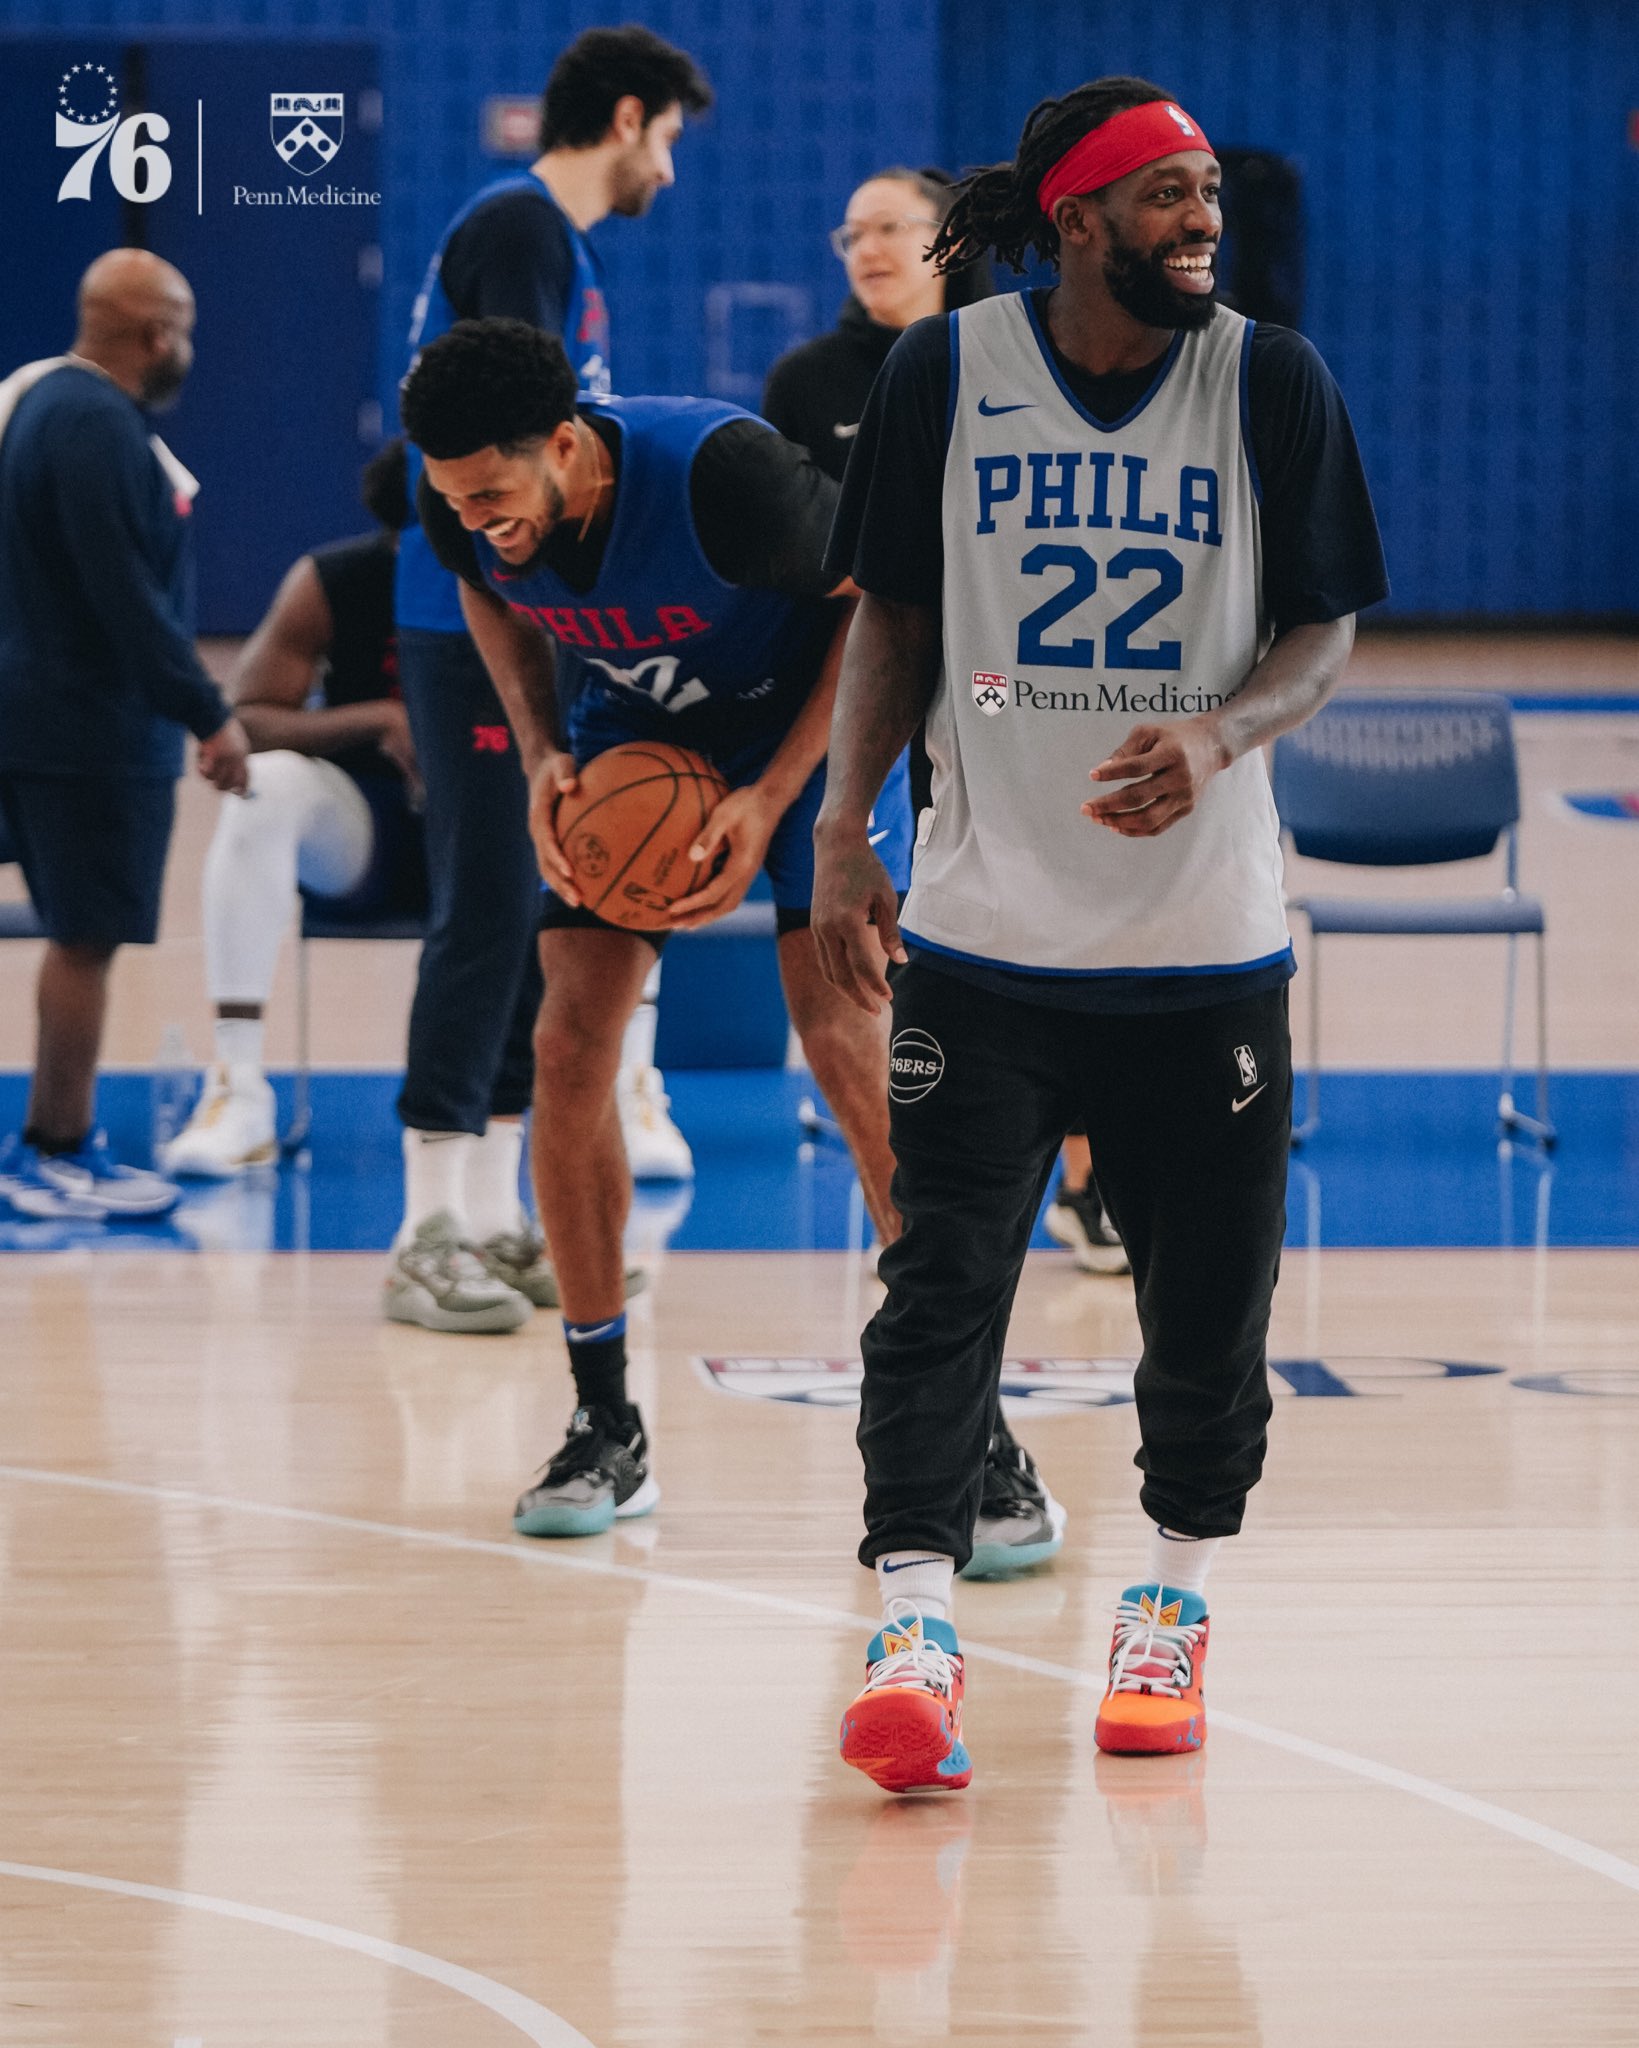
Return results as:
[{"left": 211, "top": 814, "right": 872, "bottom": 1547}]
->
[{"left": 813, "top": 77, "right": 1388, "bottom": 1791}]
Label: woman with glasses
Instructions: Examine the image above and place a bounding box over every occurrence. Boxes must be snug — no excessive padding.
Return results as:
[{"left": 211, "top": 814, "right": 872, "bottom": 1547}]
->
[{"left": 763, "top": 167, "right": 989, "bottom": 485}]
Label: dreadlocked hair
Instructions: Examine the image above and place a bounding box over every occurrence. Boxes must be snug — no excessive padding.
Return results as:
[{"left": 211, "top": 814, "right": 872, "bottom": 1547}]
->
[{"left": 932, "top": 76, "right": 1174, "bottom": 276}]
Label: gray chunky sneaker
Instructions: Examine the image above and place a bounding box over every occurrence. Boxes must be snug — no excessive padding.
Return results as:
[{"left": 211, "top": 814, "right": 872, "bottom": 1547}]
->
[
  {"left": 513, "top": 1404, "right": 660, "bottom": 1538},
  {"left": 477, "top": 1224, "right": 649, "bottom": 1310},
  {"left": 960, "top": 1413, "right": 1067, "bottom": 1580},
  {"left": 384, "top": 1211, "right": 532, "bottom": 1333}
]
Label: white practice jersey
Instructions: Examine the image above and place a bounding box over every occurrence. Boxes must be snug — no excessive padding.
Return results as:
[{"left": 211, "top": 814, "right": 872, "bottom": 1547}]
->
[{"left": 907, "top": 293, "right": 1289, "bottom": 977}]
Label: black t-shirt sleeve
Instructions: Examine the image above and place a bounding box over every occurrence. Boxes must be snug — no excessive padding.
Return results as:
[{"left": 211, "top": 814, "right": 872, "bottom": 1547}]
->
[
  {"left": 415, "top": 471, "right": 487, "bottom": 591},
  {"left": 1246, "top": 325, "right": 1389, "bottom": 629},
  {"left": 440, "top": 190, "right": 576, "bottom": 333},
  {"left": 688, "top": 420, "right": 841, "bottom": 596},
  {"left": 822, "top": 314, "right": 950, "bottom": 604}
]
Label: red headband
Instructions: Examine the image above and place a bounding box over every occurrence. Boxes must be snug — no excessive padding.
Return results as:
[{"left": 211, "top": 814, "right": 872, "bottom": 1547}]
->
[{"left": 1036, "top": 101, "right": 1213, "bottom": 215}]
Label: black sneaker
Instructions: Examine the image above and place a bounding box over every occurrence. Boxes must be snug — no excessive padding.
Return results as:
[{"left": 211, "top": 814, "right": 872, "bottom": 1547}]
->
[
  {"left": 513, "top": 1404, "right": 660, "bottom": 1538},
  {"left": 1044, "top": 1180, "right": 1131, "bottom": 1275},
  {"left": 960, "top": 1412, "right": 1067, "bottom": 1580}
]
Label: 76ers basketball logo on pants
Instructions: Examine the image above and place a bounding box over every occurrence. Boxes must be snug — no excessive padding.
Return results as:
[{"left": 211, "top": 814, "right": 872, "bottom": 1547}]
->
[{"left": 972, "top": 672, "right": 1009, "bottom": 716}]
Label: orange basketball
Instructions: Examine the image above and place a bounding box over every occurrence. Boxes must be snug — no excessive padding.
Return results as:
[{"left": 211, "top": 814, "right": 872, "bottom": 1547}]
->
[{"left": 556, "top": 741, "right": 731, "bottom": 929}]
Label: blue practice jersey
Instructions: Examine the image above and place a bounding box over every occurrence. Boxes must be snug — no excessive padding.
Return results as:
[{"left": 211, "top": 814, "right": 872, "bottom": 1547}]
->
[
  {"left": 397, "top": 174, "right": 611, "bottom": 634},
  {"left": 474, "top": 396, "right": 838, "bottom": 751}
]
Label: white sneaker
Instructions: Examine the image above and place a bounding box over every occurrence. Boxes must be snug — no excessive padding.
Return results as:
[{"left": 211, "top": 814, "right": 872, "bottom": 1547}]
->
[
  {"left": 160, "top": 1064, "right": 278, "bottom": 1178},
  {"left": 384, "top": 1211, "right": 533, "bottom": 1333},
  {"left": 617, "top": 1066, "right": 694, "bottom": 1181}
]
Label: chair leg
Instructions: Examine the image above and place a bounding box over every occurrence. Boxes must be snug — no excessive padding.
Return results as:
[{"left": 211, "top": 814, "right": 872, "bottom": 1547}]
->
[
  {"left": 1499, "top": 930, "right": 1555, "bottom": 1148},
  {"left": 1291, "top": 930, "right": 1320, "bottom": 1146},
  {"left": 284, "top": 936, "right": 313, "bottom": 1153}
]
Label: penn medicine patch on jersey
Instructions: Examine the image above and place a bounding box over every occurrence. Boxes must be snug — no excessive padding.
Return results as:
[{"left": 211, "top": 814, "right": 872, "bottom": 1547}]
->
[{"left": 907, "top": 295, "right": 1291, "bottom": 976}]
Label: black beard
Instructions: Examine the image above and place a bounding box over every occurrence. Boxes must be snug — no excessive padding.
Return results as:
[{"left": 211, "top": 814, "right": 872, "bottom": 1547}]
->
[
  {"left": 140, "top": 353, "right": 188, "bottom": 411},
  {"left": 1102, "top": 237, "right": 1218, "bottom": 333}
]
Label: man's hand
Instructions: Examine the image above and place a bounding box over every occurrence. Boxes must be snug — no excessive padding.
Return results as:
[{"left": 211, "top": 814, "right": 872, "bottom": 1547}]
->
[
  {"left": 197, "top": 715, "right": 252, "bottom": 796},
  {"left": 810, "top": 826, "right": 907, "bottom": 1014},
  {"left": 374, "top": 699, "right": 423, "bottom": 802},
  {"left": 667, "top": 785, "right": 781, "bottom": 928},
  {"left": 1082, "top": 717, "right": 1231, "bottom": 837},
  {"left": 528, "top": 749, "right": 582, "bottom": 899}
]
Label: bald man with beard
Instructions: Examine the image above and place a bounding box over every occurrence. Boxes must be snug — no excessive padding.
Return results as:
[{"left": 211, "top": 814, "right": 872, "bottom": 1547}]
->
[{"left": 0, "top": 249, "right": 251, "bottom": 1222}]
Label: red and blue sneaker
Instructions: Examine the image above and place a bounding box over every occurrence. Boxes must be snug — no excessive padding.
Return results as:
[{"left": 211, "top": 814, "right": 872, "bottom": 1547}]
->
[
  {"left": 1094, "top": 1584, "right": 1210, "bottom": 1755},
  {"left": 839, "top": 1600, "right": 973, "bottom": 1794}
]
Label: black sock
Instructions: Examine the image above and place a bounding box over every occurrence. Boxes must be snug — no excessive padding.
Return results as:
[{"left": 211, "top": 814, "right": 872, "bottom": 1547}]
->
[
  {"left": 563, "top": 1315, "right": 633, "bottom": 1424},
  {"left": 24, "top": 1126, "right": 89, "bottom": 1157}
]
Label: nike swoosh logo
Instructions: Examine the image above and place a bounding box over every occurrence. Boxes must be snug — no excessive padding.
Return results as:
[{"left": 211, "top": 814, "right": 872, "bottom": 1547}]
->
[
  {"left": 832, "top": 420, "right": 860, "bottom": 439},
  {"left": 978, "top": 396, "right": 1033, "bottom": 416},
  {"left": 568, "top": 1319, "right": 622, "bottom": 1342},
  {"left": 880, "top": 1557, "right": 946, "bottom": 1572},
  {"left": 868, "top": 827, "right": 889, "bottom": 846},
  {"left": 1231, "top": 1085, "right": 1267, "bottom": 1113}
]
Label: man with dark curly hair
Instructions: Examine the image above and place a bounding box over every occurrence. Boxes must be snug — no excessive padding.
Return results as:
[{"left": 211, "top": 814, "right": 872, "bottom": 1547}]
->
[
  {"left": 401, "top": 317, "right": 913, "bottom": 1539},
  {"left": 813, "top": 77, "right": 1387, "bottom": 1790},
  {"left": 389, "top": 26, "right": 712, "bottom": 1336}
]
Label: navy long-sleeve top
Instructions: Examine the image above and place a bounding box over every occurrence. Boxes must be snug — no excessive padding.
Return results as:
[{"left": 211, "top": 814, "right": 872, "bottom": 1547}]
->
[{"left": 0, "top": 364, "right": 229, "bottom": 778}]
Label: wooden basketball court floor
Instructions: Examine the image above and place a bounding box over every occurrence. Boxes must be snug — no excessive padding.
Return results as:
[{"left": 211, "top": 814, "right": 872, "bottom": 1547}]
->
[{"left": 0, "top": 635, "right": 1636, "bottom": 2044}]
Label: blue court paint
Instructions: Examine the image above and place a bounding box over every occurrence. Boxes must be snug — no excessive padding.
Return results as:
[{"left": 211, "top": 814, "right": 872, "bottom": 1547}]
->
[{"left": 0, "top": 1068, "right": 1634, "bottom": 1254}]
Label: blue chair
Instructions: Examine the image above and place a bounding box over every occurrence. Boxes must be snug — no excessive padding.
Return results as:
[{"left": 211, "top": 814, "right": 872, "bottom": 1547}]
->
[{"left": 1272, "top": 691, "right": 1552, "bottom": 1148}]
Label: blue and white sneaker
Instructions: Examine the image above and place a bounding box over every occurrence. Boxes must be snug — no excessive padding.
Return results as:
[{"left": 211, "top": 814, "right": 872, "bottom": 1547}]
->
[
  {"left": 0, "top": 1134, "right": 108, "bottom": 1221},
  {"left": 513, "top": 1405, "right": 660, "bottom": 1538},
  {"left": 31, "top": 1132, "right": 180, "bottom": 1219},
  {"left": 840, "top": 1600, "right": 973, "bottom": 1793}
]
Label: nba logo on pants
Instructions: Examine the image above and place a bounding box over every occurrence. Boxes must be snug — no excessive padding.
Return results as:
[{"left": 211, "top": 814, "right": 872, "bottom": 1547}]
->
[{"left": 1235, "top": 1044, "right": 1258, "bottom": 1089}]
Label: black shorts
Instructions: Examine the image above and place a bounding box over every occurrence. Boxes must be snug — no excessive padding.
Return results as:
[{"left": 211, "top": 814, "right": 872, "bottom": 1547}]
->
[
  {"left": 0, "top": 771, "right": 175, "bottom": 946},
  {"left": 538, "top": 890, "right": 811, "bottom": 950}
]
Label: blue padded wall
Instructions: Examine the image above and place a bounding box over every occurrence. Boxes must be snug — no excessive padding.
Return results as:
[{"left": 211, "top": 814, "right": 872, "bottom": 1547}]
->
[
  {"left": 939, "top": 0, "right": 1638, "bottom": 618},
  {"left": 4, "top": 0, "right": 1632, "bottom": 616}
]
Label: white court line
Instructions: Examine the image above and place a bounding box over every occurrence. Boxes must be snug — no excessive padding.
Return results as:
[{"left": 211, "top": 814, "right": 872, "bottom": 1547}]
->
[
  {"left": 2, "top": 1463, "right": 1636, "bottom": 1905},
  {"left": 0, "top": 1859, "right": 592, "bottom": 2047}
]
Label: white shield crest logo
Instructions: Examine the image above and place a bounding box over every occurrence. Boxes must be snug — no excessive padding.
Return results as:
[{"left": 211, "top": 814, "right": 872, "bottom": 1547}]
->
[
  {"left": 972, "top": 671, "right": 1008, "bottom": 716},
  {"left": 271, "top": 93, "right": 344, "bottom": 176}
]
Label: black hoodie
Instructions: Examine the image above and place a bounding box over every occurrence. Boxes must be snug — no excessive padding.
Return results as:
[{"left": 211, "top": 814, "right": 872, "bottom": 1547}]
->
[{"left": 761, "top": 297, "right": 903, "bottom": 483}]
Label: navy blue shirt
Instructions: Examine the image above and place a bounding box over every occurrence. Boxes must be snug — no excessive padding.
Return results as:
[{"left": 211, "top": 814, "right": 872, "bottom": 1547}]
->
[{"left": 0, "top": 365, "right": 228, "bottom": 778}]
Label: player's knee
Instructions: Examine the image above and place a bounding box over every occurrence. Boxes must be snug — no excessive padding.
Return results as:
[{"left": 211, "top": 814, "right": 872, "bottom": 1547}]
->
[{"left": 533, "top": 1001, "right": 615, "bottom": 1094}]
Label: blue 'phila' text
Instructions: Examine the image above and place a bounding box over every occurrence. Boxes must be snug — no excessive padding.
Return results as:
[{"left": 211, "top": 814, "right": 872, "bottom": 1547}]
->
[{"left": 974, "top": 452, "right": 1221, "bottom": 548}]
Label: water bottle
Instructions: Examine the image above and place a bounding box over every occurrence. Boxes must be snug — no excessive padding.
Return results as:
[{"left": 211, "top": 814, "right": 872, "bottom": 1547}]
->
[{"left": 150, "top": 1023, "right": 197, "bottom": 1165}]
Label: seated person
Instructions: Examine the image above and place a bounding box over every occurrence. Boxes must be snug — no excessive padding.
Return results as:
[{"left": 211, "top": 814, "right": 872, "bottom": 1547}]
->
[{"left": 162, "top": 442, "right": 428, "bottom": 1177}]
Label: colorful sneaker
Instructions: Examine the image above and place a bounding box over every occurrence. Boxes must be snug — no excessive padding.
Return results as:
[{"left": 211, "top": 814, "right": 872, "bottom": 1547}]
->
[
  {"left": 477, "top": 1224, "right": 649, "bottom": 1310},
  {"left": 1094, "top": 1584, "right": 1210, "bottom": 1755},
  {"left": 159, "top": 1063, "right": 278, "bottom": 1178},
  {"left": 960, "top": 1413, "right": 1067, "bottom": 1580},
  {"left": 33, "top": 1131, "right": 180, "bottom": 1218},
  {"left": 0, "top": 1134, "right": 107, "bottom": 1221},
  {"left": 618, "top": 1065, "right": 694, "bottom": 1182},
  {"left": 839, "top": 1600, "right": 973, "bottom": 1794},
  {"left": 1044, "top": 1180, "right": 1131, "bottom": 1275},
  {"left": 513, "top": 1404, "right": 659, "bottom": 1538},
  {"left": 384, "top": 1211, "right": 532, "bottom": 1333}
]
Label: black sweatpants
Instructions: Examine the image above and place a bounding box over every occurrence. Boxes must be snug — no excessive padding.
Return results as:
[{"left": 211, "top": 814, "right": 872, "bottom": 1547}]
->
[
  {"left": 859, "top": 958, "right": 1291, "bottom": 1571},
  {"left": 396, "top": 628, "right": 542, "bottom": 1133}
]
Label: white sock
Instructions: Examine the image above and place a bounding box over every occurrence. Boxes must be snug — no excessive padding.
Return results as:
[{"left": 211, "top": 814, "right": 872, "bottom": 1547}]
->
[
  {"left": 397, "top": 1128, "right": 476, "bottom": 1243},
  {"left": 1145, "top": 1524, "right": 1221, "bottom": 1597},
  {"left": 214, "top": 1015, "right": 265, "bottom": 1077},
  {"left": 465, "top": 1119, "right": 527, "bottom": 1240},
  {"left": 875, "top": 1552, "right": 956, "bottom": 1624}
]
